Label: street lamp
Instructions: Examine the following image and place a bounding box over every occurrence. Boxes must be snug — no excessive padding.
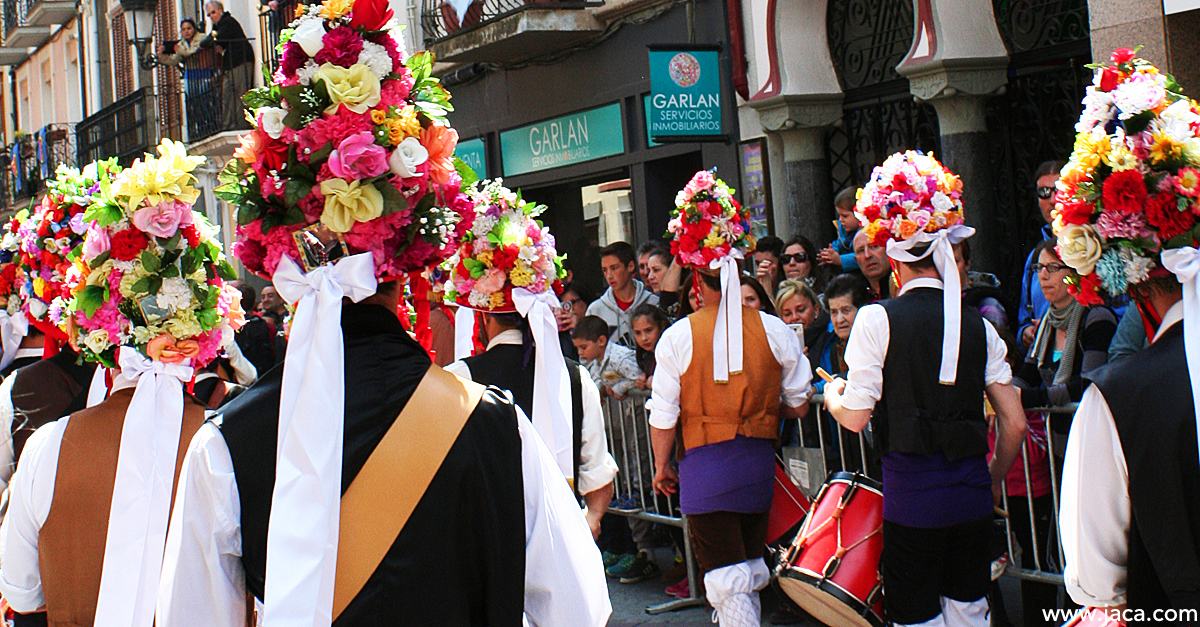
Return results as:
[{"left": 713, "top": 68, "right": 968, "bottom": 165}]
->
[{"left": 120, "top": 0, "right": 160, "bottom": 71}]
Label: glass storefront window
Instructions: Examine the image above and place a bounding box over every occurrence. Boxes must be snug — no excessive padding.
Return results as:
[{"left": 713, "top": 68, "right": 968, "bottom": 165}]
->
[{"left": 582, "top": 179, "right": 634, "bottom": 247}]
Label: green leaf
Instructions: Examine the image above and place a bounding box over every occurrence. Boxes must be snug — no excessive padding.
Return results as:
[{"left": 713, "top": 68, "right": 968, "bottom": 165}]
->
[
  {"left": 217, "top": 259, "right": 238, "bottom": 281},
  {"left": 147, "top": 276, "right": 162, "bottom": 295},
  {"left": 139, "top": 250, "right": 161, "bottom": 274},
  {"left": 285, "top": 179, "right": 314, "bottom": 208},
  {"left": 82, "top": 201, "right": 123, "bottom": 227},
  {"left": 414, "top": 192, "right": 437, "bottom": 216},
  {"left": 1123, "top": 110, "right": 1155, "bottom": 136},
  {"left": 204, "top": 285, "right": 220, "bottom": 308},
  {"left": 131, "top": 276, "right": 152, "bottom": 294},
  {"left": 88, "top": 250, "right": 111, "bottom": 269},
  {"left": 66, "top": 243, "right": 83, "bottom": 262},
  {"left": 78, "top": 285, "right": 106, "bottom": 317},
  {"left": 308, "top": 141, "right": 333, "bottom": 165},
  {"left": 181, "top": 251, "right": 198, "bottom": 277},
  {"left": 453, "top": 156, "right": 479, "bottom": 189},
  {"left": 162, "top": 264, "right": 181, "bottom": 278},
  {"left": 197, "top": 308, "right": 219, "bottom": 330},
  {"left": 463, "top": 258, "right": 486, "bottom": 279},
  {"left": 377, "top": 179, "right": 406, "bottom": 215},
  {"left": 160, "top": 233, "right": 182, "bottom": 251},
  {"left": 405, "top": 51, "right": 433, "bottom": 80}
]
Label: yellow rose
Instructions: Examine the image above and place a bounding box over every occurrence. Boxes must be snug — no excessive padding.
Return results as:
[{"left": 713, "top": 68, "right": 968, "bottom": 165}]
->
[
  {"left": 319, "top": 178, "right": 385, "bottom": 233},
  {"left": 1056, "top": 224, "right": 1103, "bottom": 275},
  {"left": 314, "top": 63, "right": 381, "bottom": 115}
]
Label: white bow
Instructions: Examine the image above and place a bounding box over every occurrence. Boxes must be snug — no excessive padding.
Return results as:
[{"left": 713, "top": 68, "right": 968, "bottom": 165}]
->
[
  {"left": 886, "top": 225, "right": 975, "bottom": 385},
  {"left": 93, "top": 347, "right": 193, "bottom": 627},
  {"left": 454, "top": 303, "right": 476, "bottom": 360},
  {"left": 513, "top": 288, "right": 574, "bottom": 478},
  {"left": 87, "top": 365, "right": 108, "bottom": 407},
  {"left": 1161, "top": 246, "right": 1200, "bottom": 471},
  {"left": 263, "top": 253, "right": 377, "bottom": 627},
  {"left": 710, "top": 251, "right": 745, "bottom": 383},
  {"left": 0, "top": 310, "right": 27, "bottom": 372}
]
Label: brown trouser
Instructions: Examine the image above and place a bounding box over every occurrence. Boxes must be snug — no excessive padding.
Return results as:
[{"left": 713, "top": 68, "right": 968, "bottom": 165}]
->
[{"left": 687, "top": 510, "right": 769, "bottom": 575}]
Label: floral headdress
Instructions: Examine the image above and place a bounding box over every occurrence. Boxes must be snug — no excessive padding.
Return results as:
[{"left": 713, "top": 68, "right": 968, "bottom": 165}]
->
[
  {"left": 0, "top": 215, "right": 25, "bottom": 316},
  {"left": 57, "top": 141, "right": 244, "bottom": 369},
  {"left": 445, "top": 179, "right": 565, "bottom": 313},
  {"left": 667, "top": 169, "right": 754, "bottom": 383},
  {"left": 667, "top": 169, "right": 754, "bottom": 269},
  {"left": 219, "top": 0, "right": 473, "bottom": 281},
  {"left": 1053, "top": 47, "right": 1200, "bottom": 306},
  {"left": 14, "top": 160, "right": 122, "bottom": 353},
  {"left": 855, "top": 150, "right": 974, "bottom": 384}
]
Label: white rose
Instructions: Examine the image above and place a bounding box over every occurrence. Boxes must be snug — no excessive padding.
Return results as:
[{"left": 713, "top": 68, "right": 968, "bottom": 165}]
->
[
  {"left": 388, "top": 137, "right": 430, "bottom": 178},
  {"left": 28, "top": 299, "right": 48, "bottom": 321},
  {"left": 930, "top": 191, "right": 954, "bottom": 213},
  {"left": 291, "top": 17, "right": 326, "bottom": 57},
  {"left": 83, "top": 329, "right": 111, "bottom": 354},
  {"left": 258, "top": 107, "right": 288, "bottom": 139},
  {"left": 1057, "top": 223, "right": 1104, "bottom": 275}
]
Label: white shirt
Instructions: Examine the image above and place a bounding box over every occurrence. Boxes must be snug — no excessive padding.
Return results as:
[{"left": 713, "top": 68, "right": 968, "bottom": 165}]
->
[
  {"left": 648, "top": 309, "right": 813, "bottom": 430},
  {"left": 155, "top": 397, "right": 612, "bottom": 627},
  {"left": 1060, "top": 300, "right": 1185, "bottom": 608},
  {"left": 0, "top": 373, "right": 142, "bottom": 612},
  {"left": 444, "top": 329, "right": 620, "bottom": 496},
  {"left": 839, "top": 277, "right": 1014, "bottom": 413}
]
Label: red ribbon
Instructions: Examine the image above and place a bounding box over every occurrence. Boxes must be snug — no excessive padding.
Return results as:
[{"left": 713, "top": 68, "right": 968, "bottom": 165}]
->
[
  {"left": 410, "top": 273, "right": 434, "bottom": 360},
  {"left": 28, "top": 317, "right": 66, "bottom": 358}
]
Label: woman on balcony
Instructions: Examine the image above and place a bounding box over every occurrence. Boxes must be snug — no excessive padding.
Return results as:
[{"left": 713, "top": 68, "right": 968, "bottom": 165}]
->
[{"left": 157, "top": 18, "right": 220, "bottom": 140}]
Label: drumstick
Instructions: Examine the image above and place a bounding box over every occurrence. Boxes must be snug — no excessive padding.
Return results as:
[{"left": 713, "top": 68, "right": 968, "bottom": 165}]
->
[{"left": 816, "top": 368, "right": 835, "bottom": 383}]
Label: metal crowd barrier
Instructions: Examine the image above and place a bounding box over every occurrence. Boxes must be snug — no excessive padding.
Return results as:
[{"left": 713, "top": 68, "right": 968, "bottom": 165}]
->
[{"left": 600, "top": 389, "right": 1082, "bottom": 615}]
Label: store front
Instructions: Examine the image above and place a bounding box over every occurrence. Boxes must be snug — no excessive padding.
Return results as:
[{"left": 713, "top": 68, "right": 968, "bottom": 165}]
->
[{"left": 445, "top": 0, "right": 739, "bottom": 297}]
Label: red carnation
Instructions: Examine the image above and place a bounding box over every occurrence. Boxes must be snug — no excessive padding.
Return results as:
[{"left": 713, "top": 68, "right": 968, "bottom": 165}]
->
[
  {"left": 1102, "top": 169, "right": 1149, "bottom": 214},
  {"left": 1068, "top": 273, "right": 1104, "bottom": 307},
  {"left": 861, "top": 205, "right": 881, "bottom": 222},
  {"left": 0, "top": 264, "right": 16, "bottom": 293},
  {"left": 492, "top": 244, "right": 519, "bottom": 270},
  {"left": 1110, "top": 47, "right": 1136, "bottom": 65},
  {"left": 110, "top": 228, "right": 150, "bottom": 261},
  {"left": 41, "top": 250, "right": 57, "bottom": 268},
  {"left": 1056, "top": 197, "right": 1096, "bottom": 226},
  {"left": 870, "top": 228, "right": 890, "bottom": 247},
  {"left": 1145, "top": 192, "right": 1195, "bottom": 241},
  {"left": 181, "top": 224, "right": 201, "bottom": 248},
  {"left": 1099, "top": 67, "right": 1121, "bottom": 92}
]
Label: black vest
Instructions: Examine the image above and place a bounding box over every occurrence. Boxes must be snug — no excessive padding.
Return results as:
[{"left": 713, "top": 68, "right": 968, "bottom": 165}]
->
[
  {"left": 462, "top": 342, "right": 585, "bottom": 493},
  {"left": 215, "top": 303, "right": 526, "bottom": 627},
  {"left": 1089, "top": 322, "right": 1200, "bottom": 615},
  {"left": 874, "top": 287, "right": 989, "bottom": 460}
]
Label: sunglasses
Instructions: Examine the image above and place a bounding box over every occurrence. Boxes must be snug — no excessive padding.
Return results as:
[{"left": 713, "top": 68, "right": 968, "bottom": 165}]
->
[
  {"left": 781, "top": 252, "right": 808, "bottom": 264},
  {"left": 1036, "top": 186, "right": 1056, "bottom": 200}
]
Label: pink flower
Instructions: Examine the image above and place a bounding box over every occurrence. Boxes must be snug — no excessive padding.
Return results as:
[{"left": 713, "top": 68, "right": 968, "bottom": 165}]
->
[
  {"left": 82, "top": 223, "right": 110, "bottom": 260},
  {"left": 132, "top": 200, "right": 194, "bottom": 239},
  {"left": 147, "top": 333, "right": 200, "bottom": 364},
  {"left": 328, "top": 131, "right": 389, "bottom": 180},
  {"left": 476, "top": 267, "right": 507, "bottom": 293},
  {"left": 314, "top": 26, "right": 364, "bottom": 67}
]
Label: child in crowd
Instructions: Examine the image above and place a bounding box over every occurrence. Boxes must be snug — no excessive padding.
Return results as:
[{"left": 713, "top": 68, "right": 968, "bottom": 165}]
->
[
  {"left": 574, "top": 315, "right": 643, "bottom": 398},
  {"left": 816, "top": 187, "right": 861, "bottom": 271},
  {"left": 629, "top": 304, "right": 671, "bottom": 390}
]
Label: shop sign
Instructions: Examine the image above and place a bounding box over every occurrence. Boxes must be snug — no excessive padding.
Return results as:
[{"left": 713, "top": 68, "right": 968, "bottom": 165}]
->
[
  {"left": 500, "top": 104, "right": 625, "bottom": 176},
  {"left": 642, "top": 95, "right": 662, "bottom": 148},
  {"left": 647, "top": 45, "right": 724, "bottom": 142},
  {"left": 456, "top": 137, "right": 487, "bottom": 180}
]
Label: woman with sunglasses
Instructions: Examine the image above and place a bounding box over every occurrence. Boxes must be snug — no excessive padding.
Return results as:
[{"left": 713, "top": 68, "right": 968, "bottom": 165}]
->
[{"left": 781, "top": 236, "right": 827, "bottom": 293}]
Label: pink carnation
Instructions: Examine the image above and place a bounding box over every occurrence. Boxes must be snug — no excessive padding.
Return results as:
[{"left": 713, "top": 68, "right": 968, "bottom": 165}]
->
[
  {"left": 315, "top": 27, "right": 364, "bottom": 67},
  {"left": 375, "top": 34, "right": 406, "bottom": 73},
  {"left": 296, "top": 106, "right": 376, "bottom": 158},
  {"left": 379, "top": 77, "right": 413, "bottom": 107},
  {"left": 1096, "top": 209, "right": 1159, "bottom": 243},
  {"left": 278, "top": 41, "right": 307, "bottom": 78},
  {"left": 192, "top": 329, "right": 224, "bottom": 367}
]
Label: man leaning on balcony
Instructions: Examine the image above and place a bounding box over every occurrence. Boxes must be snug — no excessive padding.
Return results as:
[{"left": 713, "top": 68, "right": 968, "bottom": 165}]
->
[{"left": 203, "top": 1, "right": 254, "bottom": 132}]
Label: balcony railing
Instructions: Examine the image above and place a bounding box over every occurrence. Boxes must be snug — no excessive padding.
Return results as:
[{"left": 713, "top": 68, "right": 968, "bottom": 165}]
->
[
  {"left": 1, "top": 0, "right": 55, "bottom": 49},
  {"left": 76, "top": 88, "right": 158, "bottom": 167},
  {"left": 420, "top": 0, "right": 599, "bottom": 47},
  {"left": 0, "top": 123, "right": 74, "bottom": 209},
  {"left": 259, "top": 0, "right": 299, "bottom": 76},
  {"left": 2, "top": 0, "right": 26, "bottom": 44}
]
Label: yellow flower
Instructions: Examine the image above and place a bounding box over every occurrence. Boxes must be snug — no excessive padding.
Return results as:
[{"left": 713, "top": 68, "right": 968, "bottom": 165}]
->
[
  {"left": 114, "top": 138, "right": 203, "bottom": 209},
  {"left": 320, "top": 0, "right": 353, "bottom": 19},
  {"left": 396, "top": 106, "right": 423, "bottom": 139},
  {"left": 1103, "top": 143, "right": 1139, "bottom": 171},
  {"left": 319, "top": 178, "right": 385, "bottom": 233},
  {"left": 489, "top": 292, "right": 507, "bottom": 309},
  {"left": 1149, "top": 131, "right": 1183, "bottom": 164},
  {"left": 1071, "top": 131, "right": 1110, "bottom": 172},
  {"left": 32, "top": 277, "right": 46, "bottom": 299},
  {"left": 371, "top": 109, "right": 387, "bottom": 124},
  {"left": 314, "top": 63, "right": 381, "bottom": 115},
  {"left": 295, "top": 2, "right": 308, "bottom": 18},
  {"left": 510, "top": 262, "right": 534, "bottom": 287},
  {"left": 477, "top": 251, "right": 494, "bottom": 267}
]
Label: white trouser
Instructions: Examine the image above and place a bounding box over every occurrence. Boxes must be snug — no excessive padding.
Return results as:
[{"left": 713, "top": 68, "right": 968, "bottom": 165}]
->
[
  {"left": 895, "top": 596, "right": 990, "bottom": 627},
  {"left": 703, "top": 558, "right": 770, "bottom": 627}
]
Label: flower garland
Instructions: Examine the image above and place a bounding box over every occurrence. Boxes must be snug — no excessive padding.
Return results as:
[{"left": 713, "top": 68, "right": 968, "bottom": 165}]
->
[
  {"left": 854, "top": 150, "right": 965, "bottom": 246},
  {"left": 666, "top": 169, "right": 754, "bottom": 268},
  {"left": 1054, "top": 47, "right": 1200, "bottom": 305},
  {"left": 445, "top": 179, "right": 565, "bottom": 311},
  {"left": 14, "top": 160, "right": 122, "bottom": 327},
  {"left": 219, "top": 0, "right": 473, "bottom": 280},
  {"left": 56, "top": 142, "right": 245, "bottom": 368}
]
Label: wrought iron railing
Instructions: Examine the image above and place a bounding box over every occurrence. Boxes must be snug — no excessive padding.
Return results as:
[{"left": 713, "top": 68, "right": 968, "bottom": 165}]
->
[
  {"left": 0, "top": 124, "right": 74, "bottom": 209},
  {"left": 2, "top": 0, "right": 27, "bottom": 43},
  {"left": 76, "top": 87, "right": 158, "bottom": 167},
  {"left": 259, "top": 0, "right": 299, "bottom": 75},
  {"left": 420, "top": 0, "right": 599, "bottom": 47}
]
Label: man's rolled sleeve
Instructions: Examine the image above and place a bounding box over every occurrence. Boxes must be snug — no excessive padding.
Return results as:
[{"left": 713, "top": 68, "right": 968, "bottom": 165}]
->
[
  {"left": 761, "top": 313, "right": 812, "bottom": 408},
  {"left": 983, "top": 322, "right": 1013, "bottom": 386},
  {"left": 647, "top": 322, "right": 689, "bottom": 430},
  {"left": 840, "top": 304, "right": 889, "bottom": 411}
]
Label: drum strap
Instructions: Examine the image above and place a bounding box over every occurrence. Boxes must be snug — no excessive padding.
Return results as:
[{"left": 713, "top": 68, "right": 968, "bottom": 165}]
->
[{"left": 331, "top": 365, "right": 486, "bottom": 620}]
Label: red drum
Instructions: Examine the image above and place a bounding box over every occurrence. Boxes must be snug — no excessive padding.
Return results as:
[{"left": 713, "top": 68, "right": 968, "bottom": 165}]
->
[
  {"left": 767, "top": 458, "right": 810, "bottom": 548},
  {"left": 1062, "top": 609, "right": 1124, "bottom": 627},
  {"left": 777, "top": 472, "right": 885, "bottom": 627}
]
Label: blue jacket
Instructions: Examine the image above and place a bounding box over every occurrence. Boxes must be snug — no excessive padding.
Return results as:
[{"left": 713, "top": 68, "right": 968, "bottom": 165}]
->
[
  {"left": 1017, "top": 225, "right": 1054, "bottom": 339},
  {"left": 831, "top": 220, "right": 860, "bottom": 271}
]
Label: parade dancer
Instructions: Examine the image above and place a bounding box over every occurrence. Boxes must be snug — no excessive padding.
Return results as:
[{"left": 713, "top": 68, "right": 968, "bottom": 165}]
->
[
  {"left": 443, "top": 180, "right": 618, "bottom": 539},
  {"left": 156, "top": 2, "right": 609, "bottom": 624},
  {"left": 1056, "top": 49, "right": 1200, "bottom": 618},
  {"left": 648, "top": 170, "right": 812, "bottom": 627},
  {"left": 823, "top": 152, "right": 1027, "bottom": 627},
  {"left": 0, "top": 141, "right": 246, "bottom": 627}
]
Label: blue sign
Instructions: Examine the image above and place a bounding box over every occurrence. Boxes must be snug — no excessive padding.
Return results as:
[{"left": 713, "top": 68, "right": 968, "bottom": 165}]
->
[
  {"left": 456, "top": 137, "right": 487, "bottom": 180},
  {"left": 648, "top": 47, "right": 723, "bottom": 140},
  {"left": 500, "top": 104, "right": 625, "bottom": 176}
]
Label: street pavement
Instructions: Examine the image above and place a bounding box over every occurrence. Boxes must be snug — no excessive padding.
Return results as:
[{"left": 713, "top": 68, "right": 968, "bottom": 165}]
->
[{"left": 605, "top": 548, "right": 1027, "bottom": 627}]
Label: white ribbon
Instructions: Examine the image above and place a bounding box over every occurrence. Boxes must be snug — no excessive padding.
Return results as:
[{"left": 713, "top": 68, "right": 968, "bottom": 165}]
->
[
  {"left": 454, "top": 303, "right": 476, "bottom": 360},
  {"left": 886, "top": 225, "right": 976, "bottom": 385},
  {"left": 512, "top": 288, "right": 574, "bottom": 478},
  {"left": 86, "top": 365, "right": 108, "bottom": 407},
  {"left": 264, "top": 253, "right": 377, "bottom": 627},
  {"left": 1160, "top": 246, "right": 1200, "bottom": 471},
  {"left": 709, "top": 251, "right": 745, "bottom": 383},
  {"left": 0, "top": 310, "right": 27, "bottom": 372},
  {"left": 93, "top": 347, "right": 193, "bottom": 627}
]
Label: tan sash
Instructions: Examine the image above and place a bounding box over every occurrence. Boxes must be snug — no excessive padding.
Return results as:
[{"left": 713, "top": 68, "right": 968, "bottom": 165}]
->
[{"left": 331, "top": 365, "right": 486, "bottom": 619}]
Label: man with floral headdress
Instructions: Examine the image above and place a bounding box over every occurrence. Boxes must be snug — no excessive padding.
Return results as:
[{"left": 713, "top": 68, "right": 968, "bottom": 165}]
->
[
  {"left": 0, "top": 140, "right": 246, "bottom": 627},
  {"left": 1057, "top": 48, "right": 1200, "bottom": 619},
  {"left": 823, "top": 151, "right": 1027, "bottom": 627},
  {"left": 156, "top": 2, "right": 609, "bottom": 625},
  {"left": 647, "top": 170, "right": 813, "bottom": 627},
  {"left": 442, "top": 179, "right": 618, "bottom": 541}
]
